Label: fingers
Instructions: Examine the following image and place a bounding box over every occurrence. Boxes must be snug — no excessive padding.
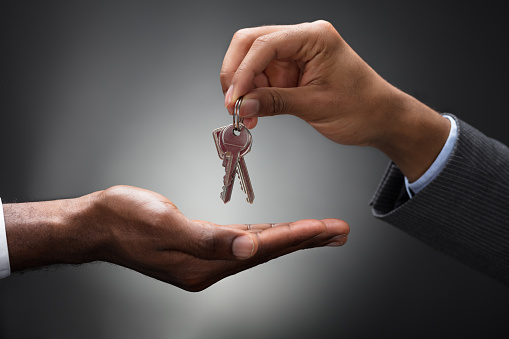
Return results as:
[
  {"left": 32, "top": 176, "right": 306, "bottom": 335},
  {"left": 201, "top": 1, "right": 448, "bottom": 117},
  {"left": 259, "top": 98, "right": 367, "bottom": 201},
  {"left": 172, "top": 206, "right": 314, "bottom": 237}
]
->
[
  {"left": 187, "top": 217, "right": 349, "bottom": 263},
  {"left": 226, "top": 25, "right": 310, "bottom": 107},
  {"left": 221, "top": 20, "right": 340, "bottom": 122},
  {"left": 184, "top": 221, "right": 309, "bottom": 261},
  {"left": 224, "top": 21, "right": 336, "bottom": 109},
  {"left": 230, "top": 218, "right": 349, "bottom": 254},
  {"left": 254, "top": 218, "right": 349, "bottom": 254},
  {"left": 220, "top": 24, "right": 297, "bottom": 94}
]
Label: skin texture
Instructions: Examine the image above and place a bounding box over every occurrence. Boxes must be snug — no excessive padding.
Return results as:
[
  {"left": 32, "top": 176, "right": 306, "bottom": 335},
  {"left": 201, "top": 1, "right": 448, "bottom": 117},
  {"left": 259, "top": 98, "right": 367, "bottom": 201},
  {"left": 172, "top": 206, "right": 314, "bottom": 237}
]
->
[
  {"left": 220, "top": 20, "right": 450, "bottom": 182},
  {"left": 4, "top": 185, "right": 349, "bottom": 292}
]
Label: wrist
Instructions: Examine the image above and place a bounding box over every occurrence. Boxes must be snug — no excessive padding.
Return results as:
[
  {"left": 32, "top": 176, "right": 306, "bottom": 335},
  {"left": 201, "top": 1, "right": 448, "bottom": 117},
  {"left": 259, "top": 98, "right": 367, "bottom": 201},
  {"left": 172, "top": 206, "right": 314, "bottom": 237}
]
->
[
  {"left": 4, "top": 192, "right": 107, "bottom": 272},
  {"left": 370, "top": 88, "right": 450, "bottom": 182},
  {"left": 64, "top": 191, "right": 109, "bottom": 264}
]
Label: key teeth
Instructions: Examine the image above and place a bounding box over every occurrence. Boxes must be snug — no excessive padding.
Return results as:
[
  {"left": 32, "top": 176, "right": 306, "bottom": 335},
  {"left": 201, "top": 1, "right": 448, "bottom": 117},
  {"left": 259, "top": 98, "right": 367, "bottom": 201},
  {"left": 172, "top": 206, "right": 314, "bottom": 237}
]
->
[
  {"left": 223, "top": 172, "right": 235, "bottom": 187},
  {"left": 237, "top": 166, "right": 246, "bottom": 193},
  {"left": 220, "top": 185, "right": 228, "bottom": 203}
]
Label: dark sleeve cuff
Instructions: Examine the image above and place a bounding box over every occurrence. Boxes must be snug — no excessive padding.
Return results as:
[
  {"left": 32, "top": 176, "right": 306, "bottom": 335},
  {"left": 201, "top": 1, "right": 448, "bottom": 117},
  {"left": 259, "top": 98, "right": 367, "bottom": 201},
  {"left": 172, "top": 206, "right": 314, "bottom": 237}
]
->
[{"left": 370, "top": 115, "right": 509, "bottom": 285}]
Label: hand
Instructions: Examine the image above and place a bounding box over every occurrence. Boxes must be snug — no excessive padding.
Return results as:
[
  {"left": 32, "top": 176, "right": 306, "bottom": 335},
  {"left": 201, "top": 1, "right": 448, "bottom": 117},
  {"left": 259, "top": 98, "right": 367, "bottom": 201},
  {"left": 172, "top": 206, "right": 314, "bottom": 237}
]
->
[
  {"left": 220, "top": 21, "right": 450, "bottom": 181},
  {"left": 4, "top": 185, "right": 349, "bottom": 291}
]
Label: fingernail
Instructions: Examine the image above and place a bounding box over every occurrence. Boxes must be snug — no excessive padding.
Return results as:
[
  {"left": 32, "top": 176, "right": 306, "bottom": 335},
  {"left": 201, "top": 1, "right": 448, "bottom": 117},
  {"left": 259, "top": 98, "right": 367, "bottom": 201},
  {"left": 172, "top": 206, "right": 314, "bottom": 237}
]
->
[
  {"left": 224, "top": 85, "right": 233, "bottom": 107},
  {"left": 326, "top": 234, "right": 348, "bottom": 247},
  {"left": 232, "top": 235, "right": 254, "bottom": 259},
  {"left": 241, "top": 99, "right": 259, "bottom": 117},
  {"left": 326, "top": 241, "right": 345, "bottom": 247}
]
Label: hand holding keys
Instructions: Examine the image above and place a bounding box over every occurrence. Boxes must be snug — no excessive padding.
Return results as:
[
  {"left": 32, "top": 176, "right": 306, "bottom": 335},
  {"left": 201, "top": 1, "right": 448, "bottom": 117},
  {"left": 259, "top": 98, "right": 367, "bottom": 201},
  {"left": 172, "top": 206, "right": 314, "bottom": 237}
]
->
[{"left": 213, "top": 97, "right": 255, "bottom": 204}]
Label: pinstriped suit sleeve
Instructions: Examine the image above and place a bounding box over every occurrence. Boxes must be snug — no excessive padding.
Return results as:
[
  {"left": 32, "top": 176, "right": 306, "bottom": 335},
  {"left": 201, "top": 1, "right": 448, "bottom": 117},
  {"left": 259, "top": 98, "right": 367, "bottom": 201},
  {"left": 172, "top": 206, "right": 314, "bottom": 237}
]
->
[{"left": 370, "top": 115, "right": 509, "bottom": 285}]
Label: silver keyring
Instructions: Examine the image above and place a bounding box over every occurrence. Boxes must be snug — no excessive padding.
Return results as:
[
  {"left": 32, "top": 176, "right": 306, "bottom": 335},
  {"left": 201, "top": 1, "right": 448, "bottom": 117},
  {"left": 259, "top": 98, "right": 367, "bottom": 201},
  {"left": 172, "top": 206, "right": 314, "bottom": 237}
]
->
[{"left": 233, "top": 96, "right": 244, "bottom": 131}]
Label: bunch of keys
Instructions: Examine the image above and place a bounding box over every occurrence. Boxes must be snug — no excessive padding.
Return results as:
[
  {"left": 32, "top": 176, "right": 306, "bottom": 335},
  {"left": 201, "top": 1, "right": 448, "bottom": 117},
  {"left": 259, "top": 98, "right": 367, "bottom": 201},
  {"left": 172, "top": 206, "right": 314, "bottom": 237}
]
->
[{"left": 213, "top": 97, "right": 255, "bottom": 204}]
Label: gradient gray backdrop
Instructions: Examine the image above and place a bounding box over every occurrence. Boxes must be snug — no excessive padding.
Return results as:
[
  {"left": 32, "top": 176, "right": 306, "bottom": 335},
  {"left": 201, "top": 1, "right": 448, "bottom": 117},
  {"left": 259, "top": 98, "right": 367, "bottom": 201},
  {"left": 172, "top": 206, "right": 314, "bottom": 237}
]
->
[{"left": 1, "top": 0, "right": 508, "bottom": 338}]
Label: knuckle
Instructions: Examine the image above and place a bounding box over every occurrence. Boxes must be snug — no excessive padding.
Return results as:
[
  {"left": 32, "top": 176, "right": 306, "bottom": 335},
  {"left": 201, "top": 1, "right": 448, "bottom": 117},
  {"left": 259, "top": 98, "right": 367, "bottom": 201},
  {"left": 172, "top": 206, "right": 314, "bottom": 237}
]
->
[
  {"left": 232, "top": 28, "right": 254, "bottom": 42},
  {"left": 219, "top": 71, "right": 228, "bottom": 82},
  {"left": 311, "top": 20, "right": 341, "bottom": 47},
  {"left": 219, "top": 71, "right": 230, "bottom": 90},
  {"left": 234, "top": 61, "right": 256, "bottom": 81},
  {"left": 251, "top": 33, "right": 278, "bottom": 53},
  {"left": 253, "top": 34, "right": 272, "bottom": 46},
  {"left": 313, "top": 20, "right": 335, "bottom": 32},
  {"left": 103, "top": 185, "right": 129, "bottom": 198},
  {"left": 265, "top": 90, "right": 286, "bottom": 115}
]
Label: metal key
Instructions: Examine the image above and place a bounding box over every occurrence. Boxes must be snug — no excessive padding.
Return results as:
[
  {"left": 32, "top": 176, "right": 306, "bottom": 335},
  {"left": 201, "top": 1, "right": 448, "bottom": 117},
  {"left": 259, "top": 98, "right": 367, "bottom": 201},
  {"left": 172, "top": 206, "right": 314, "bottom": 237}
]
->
[
  {"left": 213, "top": 124, "right": 253, "bottom": 203},
  {"left": 237, "top": 156, "right": 255, "bottom": 203},
  {"left": 221, "top": 124, "right": 251, "bottom": 184},
  {"left": 213, "top": 125, "right": 232, "bottom": 201},
  {"left": 220, "top": 124, "right": 251, "bottom": 202}
]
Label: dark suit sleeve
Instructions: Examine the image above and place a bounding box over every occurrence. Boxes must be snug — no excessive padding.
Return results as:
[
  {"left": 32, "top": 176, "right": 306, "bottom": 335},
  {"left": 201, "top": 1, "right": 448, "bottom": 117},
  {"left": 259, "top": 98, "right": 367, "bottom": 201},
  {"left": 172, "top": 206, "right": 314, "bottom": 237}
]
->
[{"left": 370, "top": 116, "right": 509, "bottom": 285}]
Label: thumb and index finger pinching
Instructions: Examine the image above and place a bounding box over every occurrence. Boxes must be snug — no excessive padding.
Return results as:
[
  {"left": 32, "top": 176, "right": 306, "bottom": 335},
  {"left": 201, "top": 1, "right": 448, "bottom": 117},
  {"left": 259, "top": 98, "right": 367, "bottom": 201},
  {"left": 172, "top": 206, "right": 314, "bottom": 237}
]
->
[
  {"left": 223, "top": 24, "right": 322, "bottom": 121},
  {"left": 233, "top": 86, "right": 318, "bottom": 120}
]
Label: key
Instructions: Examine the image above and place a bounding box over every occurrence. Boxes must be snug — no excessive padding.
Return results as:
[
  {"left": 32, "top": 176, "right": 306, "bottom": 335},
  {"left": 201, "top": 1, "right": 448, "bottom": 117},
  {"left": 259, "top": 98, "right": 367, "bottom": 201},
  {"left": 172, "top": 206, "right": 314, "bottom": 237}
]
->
[
  {"left": 213, "top": 125, "right": 245, "bottom": 184},
  {"left": 221, "top": 124, "right": 251, "bottom": 186},
  {"left": 220, "top": 125, "right": 251, "bottom": 204},
  {"left": 237, "top": 156, "right": 255, "bottom": 203},
  {"left": 212, "top": 123, "right": 253, "bottom": 203},
  {"left": 213, "top": 125, "right": 234, "bottom": 202}
]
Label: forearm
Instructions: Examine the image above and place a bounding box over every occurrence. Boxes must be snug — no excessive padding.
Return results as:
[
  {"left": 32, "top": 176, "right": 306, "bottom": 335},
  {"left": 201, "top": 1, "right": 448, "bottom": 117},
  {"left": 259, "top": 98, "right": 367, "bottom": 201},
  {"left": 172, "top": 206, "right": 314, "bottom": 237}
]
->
[{"left": 3, "top": 192, "right": 104, "bottom": 272}]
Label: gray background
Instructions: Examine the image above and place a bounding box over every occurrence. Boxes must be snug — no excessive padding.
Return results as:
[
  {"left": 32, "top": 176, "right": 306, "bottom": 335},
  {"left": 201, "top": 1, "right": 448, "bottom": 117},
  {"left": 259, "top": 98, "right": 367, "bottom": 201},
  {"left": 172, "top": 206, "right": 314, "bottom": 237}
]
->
[{"left": 1, "top": 0, "right": 508, "bottom": 338}]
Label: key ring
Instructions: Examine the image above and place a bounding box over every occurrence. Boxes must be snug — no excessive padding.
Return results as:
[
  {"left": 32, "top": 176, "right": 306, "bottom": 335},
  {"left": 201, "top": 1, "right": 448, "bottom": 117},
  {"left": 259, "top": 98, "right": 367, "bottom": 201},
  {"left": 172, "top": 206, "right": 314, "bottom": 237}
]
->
[{"left": 233, "top": 96, "right": 244, "bottom": 131}]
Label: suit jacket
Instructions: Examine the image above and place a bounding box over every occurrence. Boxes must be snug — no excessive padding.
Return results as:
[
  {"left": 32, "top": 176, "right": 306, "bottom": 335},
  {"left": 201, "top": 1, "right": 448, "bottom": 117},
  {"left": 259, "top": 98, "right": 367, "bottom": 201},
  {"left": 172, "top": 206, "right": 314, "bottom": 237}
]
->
[{"left": 370, "top": 115, "right": 509, "bottom": 285}]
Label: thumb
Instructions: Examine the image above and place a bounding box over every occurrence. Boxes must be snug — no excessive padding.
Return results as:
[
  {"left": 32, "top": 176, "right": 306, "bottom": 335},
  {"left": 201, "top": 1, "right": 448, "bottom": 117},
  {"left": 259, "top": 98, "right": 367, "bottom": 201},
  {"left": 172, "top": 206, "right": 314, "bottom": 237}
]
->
[
  {"left": 239, "top": 86, "right": 322, "bottom": 120},
  {"left": 187, "top": 221, "right": 259, "bottom": 260},
  {"left": 231, "top": 234, "right": 258, "bottom": 259}
]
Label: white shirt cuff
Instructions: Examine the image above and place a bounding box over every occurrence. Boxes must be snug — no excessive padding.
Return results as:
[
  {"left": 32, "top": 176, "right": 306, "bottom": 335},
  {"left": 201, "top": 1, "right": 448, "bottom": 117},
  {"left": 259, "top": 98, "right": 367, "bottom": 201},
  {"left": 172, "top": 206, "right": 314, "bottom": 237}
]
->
[
  {"left": 0, "top": 198, "right": 11, "bottom": 278},
  {"left": 405, "top": 115, "right": 458, "bottom": 198}
]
